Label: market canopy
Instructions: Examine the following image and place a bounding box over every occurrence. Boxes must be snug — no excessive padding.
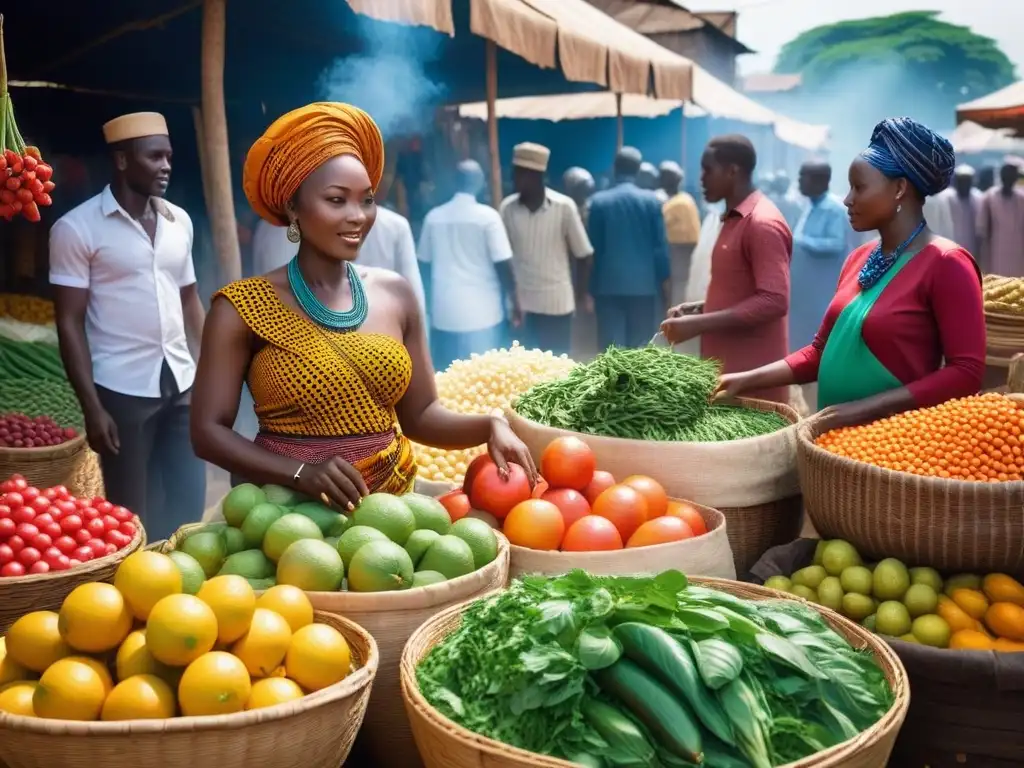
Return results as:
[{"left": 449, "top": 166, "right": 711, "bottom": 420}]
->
[
  {"left": 457, "top": 65, "right": 830, "bottom": 151},
  {"left": 344, "top": 0, "right": 694, "bottom": 100},
  {"left": 957, "top": 81, "right": 1024, "bottom": 130},
  {"left": 948, "top": 120, "right": 1024, "bottom": 155}
]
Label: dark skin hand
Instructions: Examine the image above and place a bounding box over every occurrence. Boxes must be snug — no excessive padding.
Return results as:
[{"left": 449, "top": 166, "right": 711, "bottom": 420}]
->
[{"left": 191, "top": 154, "right": 537, "bottom": 510}]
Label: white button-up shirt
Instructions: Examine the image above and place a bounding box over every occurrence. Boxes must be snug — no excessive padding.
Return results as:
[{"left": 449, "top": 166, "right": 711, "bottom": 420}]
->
[
  {"left": 418, "top": 192, "right": 513, "bottom": 333},
  {"left": 49, "top": 185, "right": 197, "bottom": 398},
  {"left": 500, "top": 188, "right": 593, "bottom": 316},
  {"left": 251, "top": 207, "right": 427, "bottom": 317}
]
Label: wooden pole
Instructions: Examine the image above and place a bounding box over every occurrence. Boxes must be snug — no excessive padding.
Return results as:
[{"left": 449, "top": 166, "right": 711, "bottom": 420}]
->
[
  {"left": 191, "top": 106, "right": 215, "bottom": 221},
  {"left": 615, "top": 93, "right": 624, "bottom": 150},
  {"left": 486, "top": 40, "right": 502, "bottom": 208},
  {"left": 200, "top": 0, "right": 241, "bottom": 285}
]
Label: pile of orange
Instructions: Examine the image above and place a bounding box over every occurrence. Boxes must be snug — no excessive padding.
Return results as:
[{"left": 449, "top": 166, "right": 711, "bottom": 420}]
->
[
  {"left": 816, "top": 393, "right": 1024, "bottom": 482},
  {"left": 499, "top": 437, "right": 709, "bottom": 552}
]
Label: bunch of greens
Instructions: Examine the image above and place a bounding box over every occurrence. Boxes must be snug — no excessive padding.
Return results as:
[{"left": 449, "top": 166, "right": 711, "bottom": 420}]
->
[
  {"left": 417, "top": 570, "right": 893, "bottom": 767},
  {"left": 513, "top": 347, "right": 787, "bottom": 442}
]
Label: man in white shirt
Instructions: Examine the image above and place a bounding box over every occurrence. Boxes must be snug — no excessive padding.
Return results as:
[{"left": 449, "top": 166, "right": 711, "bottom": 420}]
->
[
  {"left": 49, "top": 112, "right": 206, "bottom": 539},
  {"left": 931, "top": 164, "right": 981, "bottom": 255},
  {"left": 501, "top": 143, "right": 592, "bottom": 356},
  {"left": 418, "top": 160, "right": 518, "bottom": 371}
]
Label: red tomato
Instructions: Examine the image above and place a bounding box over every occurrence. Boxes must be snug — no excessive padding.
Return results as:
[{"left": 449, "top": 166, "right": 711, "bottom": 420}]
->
[
  {"left": 15, "top": 522, "right": 38, "bottom": 540},
  {"left": 622, "top": 476, "right": 668, "bottom": 519},
  {"left": 7, "top": 535, "right": 24, "bottom": 553},
  {"left": 11, "top": 506, "right": 35, "bottom": 524},
  {"left": 95, "top": 500, "right": 114, "bottom": 515},
  {"left": 74, "top": 529, "right": 92, "bottom": 545},
  {"left": 29, "top": 533, "right": 52, "bottom": 551},
  {"left": 85, "top": 518, "right": 106, "bottom": 537},
  {"left": 42, "top": 546, "right": 62, "bottom": 561},
  {"left": 0, "top": 504, "right": 10, "bottom": 519},
  {"left": 29, "top": 497, "right": 50, "bottom": 515},
  {"left": 502, "top": 499, "right": 565, "bottom": 550},
  {"left": 467, "top": 461, "right": 533, "bottom": 519},
  {"left": 118, "top": 521, "right": 136, "bottom": 537},
  {"left": 592, "top": 485, "right": 648, "bottom": 542},
  {"left": 41, "top": 522, "right": 61, "bottom": 539},
  {"left": 18, "top": 547, "right": 41, "bottom": 566},
  {"left": 582, "top": 470, "right": 617, "bottom": 506},
  {"left": 29, "top": 561, "right": 49, "bottom": 574},
  {"left": 626, "top": 516, "right": 694, "bottom": 548},
  {"left": 68, "top": 559, "right": 82, "bottom": 567},
  {"left": 34, "top": 512, "right": 54, "bottom": 528},
  {"left": 102, "top": 515, "right": 120, "bottom": 532},
  {"left": 561, "top": 515, "right": 624, "bottom": 552},
  {"left": 111, "top": 505, "right": 133, "bottom": 523},
  {"left": 54, "top": 500, "right": 77, "bottom": 518},
  {"left": 81, "top": 507, "right": 100, "bottom": 521},
  {"left": 0, "top": 544, "right": 13, "bottom": 564},
  {"left": 105, "top": 543, "right": 117, "bottom": 555},
  {"left": 74, "top": 498, "right": 90, "bottom": 510},
  {"left": 1, "top": 561, "right": 25, "bottom": 577},
  {"left": 21, "top": 487, "right": 39, "bottom": 503},
  {"left": 4, "top": 492, "right": 24, "bottom": 510},
  {"left": 437, "top": 491, "right": 471, "bottom": 523},
  {"left": 0, "top": 480, "right": 14, "bottom": 494},
  {"left": 54, "top": 535, "right": 77, "bottom": 554},
  {"left": 60, "top": 514, "right": 83, "bottom": 534},
  {"left": 42, "top": 488, "right": 59, "bottom": 502},
  {"left": 0, "top": 518, "right": 15, "bottom": 538},
  {"left": 541, "top": 488, "right": 592, "bottom": 530},
  {"left": 540, "top": 437, "right": 596, "bottom": 491},
  {"left": 665, "top": 501, "right": 708, "bottom": 536},
  {"left": 72, "top": 546, "right": 94, "bottom": 562},
  {"left": 49, "top": 554, "right": 71, "bottom": 571},
  {"left": 86, "top": 538, "right": 108, "bottom": 557},
  {"left": 461, "top": 454, "right": 494, "bottom": 495},
  {"left": 52, "top": 485, "right": 70, "bottom": 500}
]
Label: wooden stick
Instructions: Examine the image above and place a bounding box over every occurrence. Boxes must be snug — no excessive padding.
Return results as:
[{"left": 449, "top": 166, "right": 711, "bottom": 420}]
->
[
  {"left": 486, "top": 40, "right": 502, "bottom": 209},
  {"left": 10, "top": 79, "right": 200, "bottom": 104},
  {"left": 616, "top": 93, "right": 624, "bottom": 151},
  {"left": 191, "top": 106, "right": 215, "bottom": 219},
  {"left": 201, "top": 0, "right": 241, "bottom": 285}
]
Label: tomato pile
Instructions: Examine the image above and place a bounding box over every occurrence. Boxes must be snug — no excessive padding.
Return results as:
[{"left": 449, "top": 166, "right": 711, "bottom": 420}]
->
[
  {"left": 438, "top": 437, "right": 711, "bottom": 552},
  {"left": 0, "top": 413, "right": 78, "bottom": 449},
  {"left": 0, "top": 147, "right": 55, "bottom": 223},
  {"left": 0, "top": 475, "right": 138, "bottom": 577}
]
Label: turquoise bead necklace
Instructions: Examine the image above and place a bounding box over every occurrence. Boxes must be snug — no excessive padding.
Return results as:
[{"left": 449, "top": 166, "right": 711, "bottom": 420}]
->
[{"left": 287, "top": 256, "right": 368, "bottom": 331}]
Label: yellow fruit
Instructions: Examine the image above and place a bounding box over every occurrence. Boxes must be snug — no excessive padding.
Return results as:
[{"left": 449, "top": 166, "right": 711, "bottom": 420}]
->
[
  {"left": 197, "top": 575, "right": 257, "bottom": 644},
  {"left": 255, "top": 585, "right": 314, "bottom": 633},
  {"left": 178, "top": 652, "right": 251, "bottom": 717},
  {"left": 146, "top": 594, "right": 218, "bottom": 666},
  {"left": 936, "top": 595, "right": 978, "bottom": 634},
  {"left": 115, "top": 630, "right": 178, "bottom": 684},
  {"left": 985, "top": 602, "right": 1024, "bottom": 641},
  {"left": 58, "top": 583, "right": 133, "bottom": 653},
  {"left": 949, "top": 629, "right": 994, "bottom": 650},
  {"left": 245, "top": 677, "right": 305, "bottom": 710},
  {"left": 993, "top": 637, "right": 1024, "bottom": 652},
  {"left": 983, "top": 574, "right": 1024, "bottom": 607},
  {"left": 114, "top": 551, "right": 183, "bottom": 620},
  {"left": 0, "top": 638, "right": 35, "bottom": 686},
  {"left": 231, "top": 608, "right": 293, "bottom": 678},
  {"left": 0, "top": 681, "right": 38, "bottom": 716},
  {"left": 950, "top": 589, "right": 989, "bottom": 621},
  {"left": 101, "top": 674, "right": 177, "bottom": 720},
  {"left": 285, "top": 624, "right": 351, "bottom": 692},
  {"left": 33, "top": 658, "right": 108, "bottom": 721},
  {"left": 6, "top": 611, "right": 71, "bottom": 672},
  {"left": 71, "top": 656, "right": 114, "bottom": 695}
]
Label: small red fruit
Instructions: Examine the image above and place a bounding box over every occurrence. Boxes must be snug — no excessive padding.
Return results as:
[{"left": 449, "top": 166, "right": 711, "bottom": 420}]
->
[
  {"left": 29, "top": 561, "right": 50, "bottom": 574},
  {"left": 72, "top": 546, "right": 93, "bottom": 562},
  {"left": 1, "top": 561, "right": 25, "bottom": 577},
  {"left": 18, "top": 547, "right": 41, "bottom": 566}
]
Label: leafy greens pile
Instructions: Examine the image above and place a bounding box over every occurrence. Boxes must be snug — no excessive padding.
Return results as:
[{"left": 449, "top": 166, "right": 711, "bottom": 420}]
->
[{"left": 417, "top": 570, "right": 893, "bottom": 767}]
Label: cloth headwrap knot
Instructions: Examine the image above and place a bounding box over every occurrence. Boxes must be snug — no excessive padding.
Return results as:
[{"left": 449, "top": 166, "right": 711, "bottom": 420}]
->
[
  {"left": 243, "top": 102, "right": 384, "bottom": 226},
  {"left": 859, "top": 117, "right": 955, "bottom": 198}
]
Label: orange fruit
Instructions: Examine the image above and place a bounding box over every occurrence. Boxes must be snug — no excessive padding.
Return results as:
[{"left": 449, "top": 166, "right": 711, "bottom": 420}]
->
[
  {"left": 993, "top": 637, "right": 1024, "bottom": 652},
  {"left": 145, "top": 594, "right": 219, "bottom": 666},
  {"left": 622, "top": 476, "right": 667, "bottom": 518},
  {"left": 626, "top": 516, "right": 695, "bottom": 548},
  {"left": 197, "top": 575, "right": 257, "bottom": 644},
  {"left": 665, "top": 501, "right": 708, "bottom": 536},
  {"left": 949, "top": 629, "right": 993, "bottom": 650},
  {"left": 285, "top": 624, "right": 352, "bottom": 691},
  {"left": 561, "top": 516, "right": 623, "bottom": 552},
  {"left": 255, "top": 585, "right": 314, "bottom": 633},
  {"left": 983, "top": 574, "right": 1024, "bottom": 607},
  {"left": 5, "top": 611, "right": 71, "bottom": 672},
  {"left": 502, "top": 499, "right": 565, "bottom": 551},
  {"left": 33, "top": 657, "right": 108, "bottom": 721},
  {"left": 936, "top": 595, "right": 979, "bottom": 634},
  {"left": 0, "top": 681, "right": 38, "bottom": 716},
  {"left": 539, "top": 437, "right": 596, "bottom": 491},
  {"left": 113, "top": 551, "right": 183, "bottom": 621},
  {"left": 541, "top": 488, "right": 592, "bottom": 530},
  {"left": 246, "top": 677, "right": 305, "bottom": 710},
  {"left": 592, "top": 485, "right": 648, "bottom": 542},
  {"left": 985, "top": 602, "right": 1024, "bottom": 641},
  {"left": 101, "top": 674, "right": 177, "bottom": 720},
  {"left": 950, "top": 589, "right": 989, "bottom": 621},
  {"left": 178, "top": 652, "right": 252, "bottom": 717},
  {"left": 58, "top": 583, "right": 133, "bottom": 653},
  {"left": 582, "top": 470, "right": 616, "bottom": 506}
]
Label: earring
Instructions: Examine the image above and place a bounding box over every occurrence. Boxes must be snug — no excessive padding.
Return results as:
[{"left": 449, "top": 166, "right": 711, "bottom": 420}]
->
[
  {"left": 286, "top": 220, "right": 301, "bottom": 243},
  {"left": 896, "top": 204, "right": 902, "bottom": 214}
]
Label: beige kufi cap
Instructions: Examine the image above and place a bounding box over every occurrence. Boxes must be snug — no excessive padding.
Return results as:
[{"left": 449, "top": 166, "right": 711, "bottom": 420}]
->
[
  {"left": 102, "top": 112, "right": 169, "bottom": 144},
  {"left": 512, "top": 142, "right": 551, "bottom": 173}
]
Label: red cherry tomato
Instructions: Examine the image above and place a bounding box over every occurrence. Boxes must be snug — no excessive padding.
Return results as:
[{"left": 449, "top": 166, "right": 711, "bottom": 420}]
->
[
  {"left": 118, "top": 521, "right": 136, "bottom": 537},
  {"left": 54, "top": 500, "right": 76, "bottom": 518},
  {"left": 30, "top": 497, "right": 51, "bottom": 515},
  {"left": 0, "top": 504, "right": 10, "bottom": 519},
  {"left": 60, "top": 514, "right": 83, "bottom": 534},
  {"left": 1, "top": 561, "right": 25, "bottom": 577},
  {"left": 0, "top": 518, "right": 15, "bottom": 538},
  {"left": 42, "top": 522, "right": 61, "bottom": 539},
  {"left": 42, "top": 546, "right": 62, "bottom": 560},
  {"left": 0, "top": 480, "right": 15, "bottom": 494},
  {"left": 102, "top": 515, "right": 120, "bottom": 532},
  {"left": 4, "top": 492, "right": 24, "bottom": 509},
  {"left": 34, "top": 512, "right": 54, "bottom": 528},
  {"left": 105, "top": 530, "right": 130, "bottom": 549},
  {"left": 86, "top": 518, "right": 106, "bottom": 537},
  {"left": 0, "top": 544, "right": 13, "bottom": 565},
  {"left": 74, "top": 498, "right": 90, "bottom": 510},
  {"left": 7, "top": 535, "right": 25, "bottom": 553},
  {"left": 18, "top": 547, "right": 41, "bottom": 566},
  {"left": 111, "top": 506, "right": 133, "bottom": 523},
  {"left": 11, "top": 506, "right": 35, "bottom": 525},
  {"left": 68, "top": 558, "right": 82, "bottom": 567},
  {"left": 105, "top": 543, "right": 117, "bottom": 555},
  {"left": 55, "top": 535, "right": 77, "bottom": 554},
  {"left": 30, "top": 533, "right": 52, "bottom": 551},
  {"left": 95, "top": 500, "right": 114, "bottom": 515},
  {"left": 72, "top": 546, "right": 94, "bottom": 562},
  {"left": 52, "top": 485, "right": 70, "bottom": 500},
  {"left": 49, "top": 554, "right": 71, "bottom": 571},
  {"left": 42, "top": 488, "right": 59, "bottom": 502},
  {"left": 81, "top": 507, "right": 100, "bottom": 521},
  {"left": 15, "top": 523, "right": 38, "bottom": 540},
  {"left": 74, "top": 529, "right": 92, "bottom": 545},
  {"left": 21, "top": 487, "right": 39, "bottom": 503},
  {"left": 29, "top": 560, "right": 49, "bottom": 574},
  {"left": 86, "top": 538, "right": 108, "bottom": 557}
]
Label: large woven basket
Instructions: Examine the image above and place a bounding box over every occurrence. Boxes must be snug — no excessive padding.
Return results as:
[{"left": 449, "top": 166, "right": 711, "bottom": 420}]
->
[
  {"left": 401, "top": 576, "right": 909, "bottom": 768},
  {"left": 0, "top": 610, "right": 377, "bottom": 768},
  {"left": 797, "top": 418, "right": 1024, "bottom": 574},
  {"left": 0, "top": 516, "right": 145, "bottom": 634},
  {"left": 0, "top": 433, "right": 88, "bottom": 493},
  {"left": 509, "top": 501, "right": 737, "bottom": 580},
  {"left": 507, "top": 398, "right": 803, "bottom": 576}
]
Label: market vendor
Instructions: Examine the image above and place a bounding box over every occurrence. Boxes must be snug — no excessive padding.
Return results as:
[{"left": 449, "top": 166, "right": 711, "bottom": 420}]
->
[
  {"left": 714, "top": 117, "right": 986, "bottom": 429},
  {"left": 190, "top": 102, "right": 538, "bottom": 509}
]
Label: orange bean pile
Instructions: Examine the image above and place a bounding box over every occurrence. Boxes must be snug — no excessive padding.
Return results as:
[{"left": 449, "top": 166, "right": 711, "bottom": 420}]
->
[{"left": 816, "top": 393, "right": 1024, "bottom": 482}]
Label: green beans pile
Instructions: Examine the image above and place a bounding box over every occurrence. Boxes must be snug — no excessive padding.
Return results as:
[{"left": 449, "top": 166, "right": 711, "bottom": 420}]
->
[
  {"left": 0, "top": 379, "right": 84, "bottom": 429},
  {"left": 513, "top": 346, "right": 788, "bottom": 442}
]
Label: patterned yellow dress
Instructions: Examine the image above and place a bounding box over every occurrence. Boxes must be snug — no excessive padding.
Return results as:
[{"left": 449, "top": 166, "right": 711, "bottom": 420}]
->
[{"left": 215, "top": 278, "right": 416, "bottom": 493}]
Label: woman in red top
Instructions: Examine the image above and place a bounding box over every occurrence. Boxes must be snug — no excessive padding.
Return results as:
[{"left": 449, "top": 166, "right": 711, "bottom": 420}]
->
[{"left": 718, "top": 117, "right": 985, "bottom": 428}]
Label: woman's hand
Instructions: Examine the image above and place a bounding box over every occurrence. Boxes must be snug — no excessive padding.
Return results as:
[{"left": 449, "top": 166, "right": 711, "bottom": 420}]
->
[
  {"left": 714, "top": 372, "right": 754, "bottom": 401},
  {"left": 487, "top": 416, "right": 539, "bottom": 484},
  {"left": 294, "top": 457, "right": 369, "bottom": 511},
  {"left": 666, "top": 301, "right": 703, "bottom": 319},
  {"left": 659, "top": 315, "right": 702, "bottom": 344}
]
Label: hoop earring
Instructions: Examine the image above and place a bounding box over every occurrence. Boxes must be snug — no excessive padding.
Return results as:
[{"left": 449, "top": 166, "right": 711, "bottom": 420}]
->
[{"left": 286, "top": 220, "right": 301, "bottom": 243}]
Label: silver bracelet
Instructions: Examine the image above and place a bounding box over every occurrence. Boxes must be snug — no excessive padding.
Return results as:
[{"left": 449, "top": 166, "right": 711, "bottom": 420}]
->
[{"left": 293, "top": 462, "right": 306, "bottom": 481}]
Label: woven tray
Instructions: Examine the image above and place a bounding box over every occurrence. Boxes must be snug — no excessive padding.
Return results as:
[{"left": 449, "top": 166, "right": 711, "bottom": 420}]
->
[
  {"left": 400, "top": 577, "right": 910, "bottom": 768},
  {"left": 0, "top": 433, "right": 87, "bottom": 495}
]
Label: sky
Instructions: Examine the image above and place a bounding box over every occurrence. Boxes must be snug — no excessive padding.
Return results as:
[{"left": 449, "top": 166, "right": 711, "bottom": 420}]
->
[{"left": 694, "top": 0, "right": 1024, "bottom": 77}]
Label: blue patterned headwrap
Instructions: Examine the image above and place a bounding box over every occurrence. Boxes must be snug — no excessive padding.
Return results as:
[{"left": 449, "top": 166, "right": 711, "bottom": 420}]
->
[{"left": 859, "top": 117, "right": 955, "bottom": 197}]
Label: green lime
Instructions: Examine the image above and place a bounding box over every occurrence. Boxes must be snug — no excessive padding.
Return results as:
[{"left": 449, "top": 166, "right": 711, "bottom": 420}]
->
[
  {"left": 816, "top": 576, "right": 844, "bottom": 612},
  {"left": 263, "top": 513, "right": 324, "bottom": 562},
  {"left": 291, "top": 501, "right": 348, "bottom": 537},
  {"left": 412, "top": 570, "right": 448, "bottom": 588},
  {"left": 348, "top": 540, "right": 414, "bottom": 592},
  {"left": 418, "top": 535, "right": 476, "bottom": 580},
  {"left": 873, "top": 559, "right": 911, "bottom": 601},
  {"left": 167, "top": 551, "right": 206, "bottom": 595},
  {"left": 792, "top": 565, "right": 827, "bottom": 590},
  {"left": 910, "top": 567, "right": 943, "bottom": 593},
  {"left": 821, "top": 540, "right": 862, "bottom": 576},
  {"left": 337, "top": 526, "right": 389, "bottom": 571},
  {"left": 791, "top": 585, "right": 818, "bottom": 602},
  {"left": 352, "top": 494, "right": 417, "bottom": 545},
  {"left": 451, "top": 518, "right": 498, "bottom": 568},
  {"left": 812, "top": 539, "right": 828, "bottom": 566},
  {"left": 403, "top": 493, "right": 453, "bottom": 535},
  {"left": 218, "top": 549, "right": 275, "bottom": 580},
  {"left": 943, "top": 573, "right": 982, "bottom": 597},
  {"left": 405, "top": 530, "right": 441, "bottom": 568},
  {"left": 911, "top": 614, "right": 951, "bottom": 648},
  {"left": 240, "top": 502, "right": 284, "bottom": 549},
  {"left": 221, "top": 483, "right": 267, "bottom": 528},
  {"left": 839, "top": 566, "right": 873, "bottom": 596},
  {"left": 764, "top": 575, "right": 793, "bottom": 593},
  {"left": 903, "top": 584, "right": 939, "bottom": 618},
  {"left": 875, "top": 601, "right": 912, "bottom": 637},
  {"left": 261, "top": 484, "right": 307, "bottom": 507},
  {"left": 179, "top": 531, "right": 227, "bottom": 578},
  {"left": 276, "top": 539, "right": 344, "bottom": 591},
  {"left": 841, "top": 593, "right": 876, "bottom": 622}
]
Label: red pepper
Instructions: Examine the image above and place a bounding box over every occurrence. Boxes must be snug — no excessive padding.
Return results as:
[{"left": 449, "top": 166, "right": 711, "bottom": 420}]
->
[
  {"left": 10, "top": 159, "right": 23, "bottom": 175},
  {"left": 0, "top": 204, "right": 14, "bottom": 221},
  {"left": 0, "top": 189, "right": 15, "bottom": 204},
  {"left": 22, "top": 201, "right": 41, "bottom": 222},
  {"left": 20, "top": 170, "right": 34, "bottom": 183},
  {"left": 5, "top": 176, "right": 21, "bottom": 191},
  {"left": 22, "top": 155, "right": 38, "bottom": 172},
  {"left": 26, "top": 178, "right": 43, "bottom": 194},
  {"left": 42, "top": 181, "right": 55, "bottom": 193},
  {"left": 33, "top": 192, "right": 52, "bottom": 207},
  {"left": 11, "top": 199, "right": 23, "bottom": 214},
  {"left": 35, "top": 164, "right": 52, "bottom": 182},
  {"left": 23, "top": 146, "right": 42, "bottom": 161},
  {"left": 15, "top": 188, "right": 33, "bottom": 205}
]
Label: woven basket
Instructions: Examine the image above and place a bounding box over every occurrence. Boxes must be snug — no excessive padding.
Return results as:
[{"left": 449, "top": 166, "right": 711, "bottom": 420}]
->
[
  {"left": 797, "top": 419, "right": 1024, "bottom": 574},
  {"left": 68, "top": 448, "right": 104, "bottom": 500},
  {"left": 0, "top": 516, "right": 145, "bottom": 634},
  {"left": 400, "top": 576, "right": 909, "bottom": 768},
  {"left": 509, "top": 501, "right": 736, "bottom": 580},
  {"left": 507, "top": 399, "right": 803, "bottom": 576},
  {"left": 0, "top": 610, "right": 377, "bottom": 768},
  {"left": 0, "top": 433, "right": 87, "bottom": 493}
]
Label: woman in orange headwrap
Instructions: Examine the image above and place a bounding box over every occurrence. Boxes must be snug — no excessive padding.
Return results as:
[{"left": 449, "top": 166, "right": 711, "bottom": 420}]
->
[{"left": 190, "top": 103, "right": 537, "bottom": 508}]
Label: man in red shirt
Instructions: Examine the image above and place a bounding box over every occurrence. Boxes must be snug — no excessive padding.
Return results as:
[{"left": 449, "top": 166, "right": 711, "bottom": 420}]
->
[{"left": 661, "top": 135, "right": 793, "bottom": 403}]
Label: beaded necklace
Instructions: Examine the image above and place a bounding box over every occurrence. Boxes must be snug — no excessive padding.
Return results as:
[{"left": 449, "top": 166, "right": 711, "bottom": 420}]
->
[
  {"left": 857, "top": 220, "right": 926, "bottom": 289},
  {"left": 287, "top": 257, "right": 368, "bottom": 331}
]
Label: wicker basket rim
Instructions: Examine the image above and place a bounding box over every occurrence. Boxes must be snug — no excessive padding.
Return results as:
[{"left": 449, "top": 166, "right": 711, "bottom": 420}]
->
[
  {"left": 0, "top": 515, "right": 146, "bottom": 587},
  {"left": 0, "top": 610, "right": 378, "bottom": 734},
  {"left": 0, "top": 431, "right": 86, "bottom": 459},
  {"left": 508, "top": 396, "right": 800, "bottom": 448},
  {"left": 796, "top": 419, "right": 1024, "bottom": 491},
  {"left": 400, "top": 576, "right": 910, "bottom": 768},
  {"left": 507, "top": 500, "right": 723, "bottom": 562},
  {"left": 984, "top": 309, "right": 1024, "bottom": 323}
]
